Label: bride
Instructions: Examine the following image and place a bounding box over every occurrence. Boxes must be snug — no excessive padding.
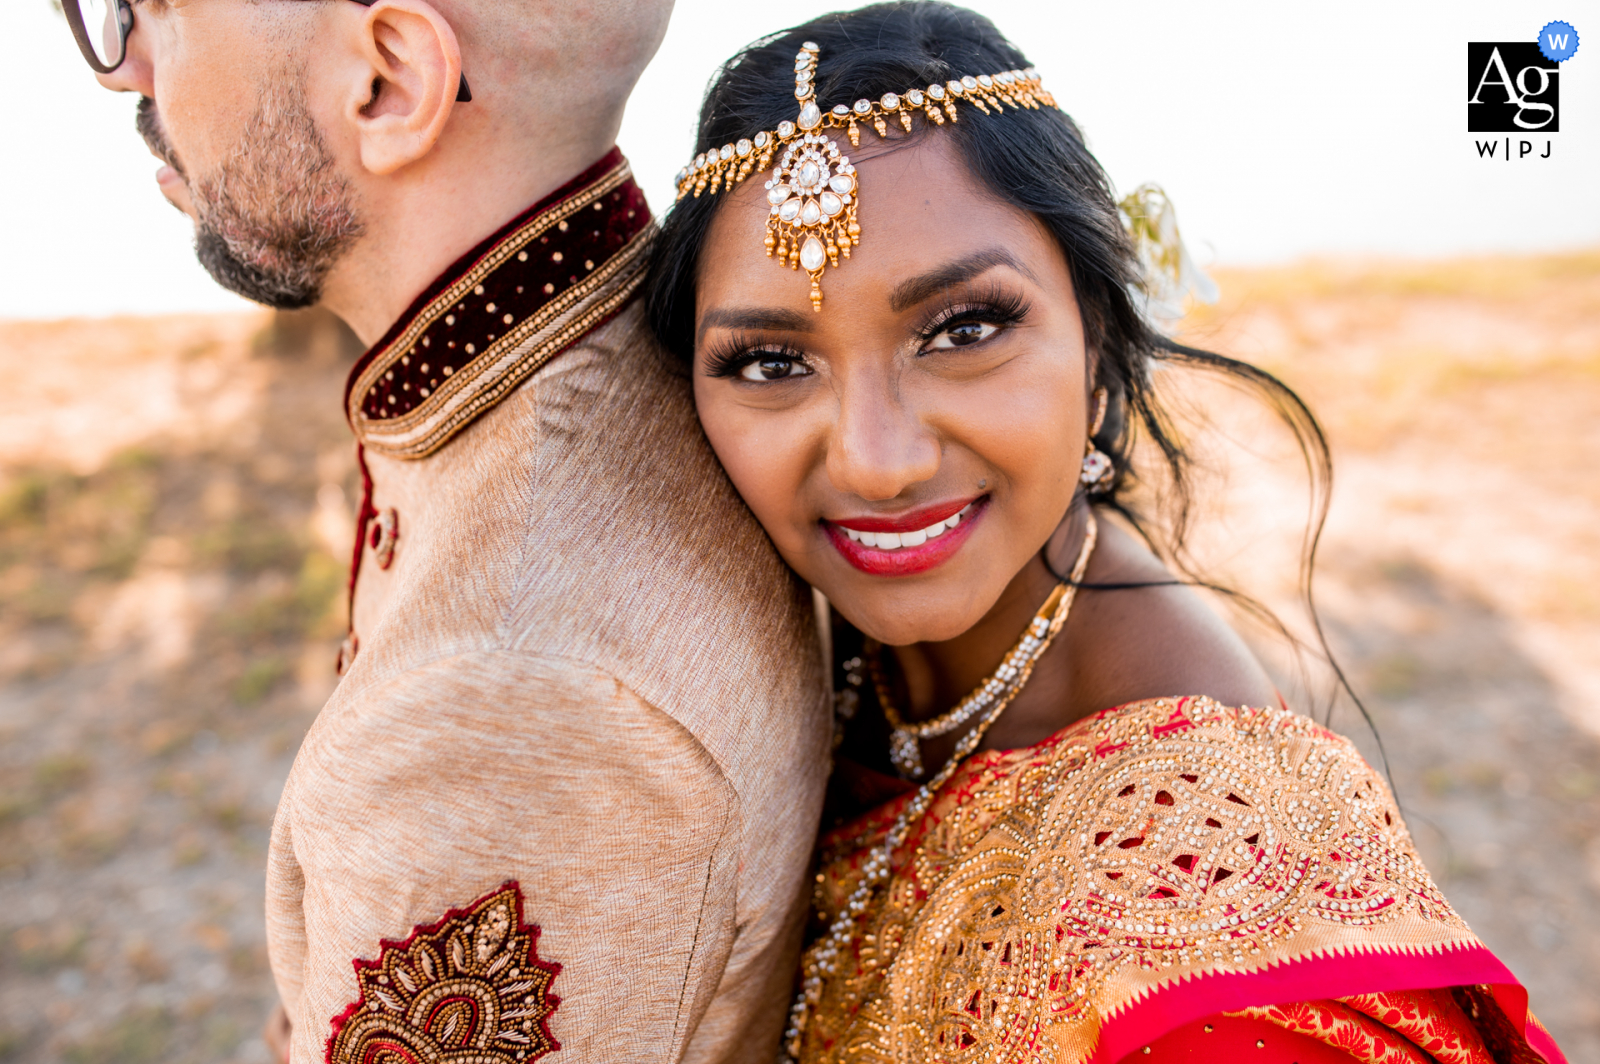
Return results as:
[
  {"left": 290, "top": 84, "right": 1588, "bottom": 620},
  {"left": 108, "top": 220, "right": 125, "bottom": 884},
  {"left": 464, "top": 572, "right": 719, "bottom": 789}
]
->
[{"left": 647, "top": 4, "right": 1563, "bottom": 1063}]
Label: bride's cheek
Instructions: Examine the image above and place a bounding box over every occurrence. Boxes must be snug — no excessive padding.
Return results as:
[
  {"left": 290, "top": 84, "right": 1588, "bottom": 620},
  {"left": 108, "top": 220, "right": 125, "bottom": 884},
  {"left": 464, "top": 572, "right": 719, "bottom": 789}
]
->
[{"left": 700, "top": 405, "right": 808, "bottom": 540}]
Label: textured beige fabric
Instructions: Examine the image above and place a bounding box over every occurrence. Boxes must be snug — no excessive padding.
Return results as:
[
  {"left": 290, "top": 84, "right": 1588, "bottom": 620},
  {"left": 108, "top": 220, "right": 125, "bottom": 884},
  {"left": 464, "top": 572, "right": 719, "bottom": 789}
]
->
[{"left": 267, "top": 301, "right": 831, "bottom": 1062}]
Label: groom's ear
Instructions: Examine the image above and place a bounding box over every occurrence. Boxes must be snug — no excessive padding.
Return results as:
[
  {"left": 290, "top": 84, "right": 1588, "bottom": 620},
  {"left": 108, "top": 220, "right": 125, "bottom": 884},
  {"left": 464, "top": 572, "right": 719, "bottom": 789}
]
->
[{"left": 343, "top": 0, "right": 464, "bottom": 176}]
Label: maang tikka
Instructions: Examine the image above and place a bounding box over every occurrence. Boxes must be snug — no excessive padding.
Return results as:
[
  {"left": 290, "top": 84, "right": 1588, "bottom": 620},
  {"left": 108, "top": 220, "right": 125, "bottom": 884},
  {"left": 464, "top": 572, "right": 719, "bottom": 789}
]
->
[{"left": 675, "top": 43, "right": 1057, "bottom": 311}]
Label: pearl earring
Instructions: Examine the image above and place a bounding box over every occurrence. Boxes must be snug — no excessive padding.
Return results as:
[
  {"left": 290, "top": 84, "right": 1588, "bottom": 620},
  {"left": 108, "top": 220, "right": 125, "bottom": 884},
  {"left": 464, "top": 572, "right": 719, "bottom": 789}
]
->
[{"left": 1081, "top": 387, "right": 1114, "bottom": 493}]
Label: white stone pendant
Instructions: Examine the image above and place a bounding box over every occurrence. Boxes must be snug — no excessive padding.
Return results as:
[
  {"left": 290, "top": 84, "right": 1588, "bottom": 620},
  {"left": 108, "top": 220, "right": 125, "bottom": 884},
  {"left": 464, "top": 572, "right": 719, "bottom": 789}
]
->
[
  {"left": 765, "top": 128, "right": 860, "bottom": 311},
  {"left": 800, "top": 236, "right": 826, "bottom": 272}
]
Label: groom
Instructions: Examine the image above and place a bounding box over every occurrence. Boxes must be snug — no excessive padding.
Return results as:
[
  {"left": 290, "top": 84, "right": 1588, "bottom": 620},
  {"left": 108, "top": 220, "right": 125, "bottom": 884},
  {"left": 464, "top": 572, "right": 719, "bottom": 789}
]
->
[{"left": 74, "top": 0, "right": 830, "bottom": 1060}]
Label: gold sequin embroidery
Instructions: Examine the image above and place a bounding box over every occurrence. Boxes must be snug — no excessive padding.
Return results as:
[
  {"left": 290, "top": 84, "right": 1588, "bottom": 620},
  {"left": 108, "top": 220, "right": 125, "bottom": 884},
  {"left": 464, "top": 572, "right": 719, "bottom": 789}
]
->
[{"left": 802, "top": 697, "right": 1478, "bottom": 1064}]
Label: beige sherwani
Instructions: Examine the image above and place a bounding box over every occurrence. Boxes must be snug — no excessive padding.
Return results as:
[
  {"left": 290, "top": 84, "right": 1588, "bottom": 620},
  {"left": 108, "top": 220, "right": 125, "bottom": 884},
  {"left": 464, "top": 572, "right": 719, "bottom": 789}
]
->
[{"left": 266, "top": 151, "right": 831, "bottom": 1064}]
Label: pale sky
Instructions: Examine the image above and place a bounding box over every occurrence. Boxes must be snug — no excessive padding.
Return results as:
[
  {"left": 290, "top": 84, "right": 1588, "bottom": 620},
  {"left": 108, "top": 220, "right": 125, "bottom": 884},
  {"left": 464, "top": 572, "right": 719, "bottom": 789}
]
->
[{"left": 2, "top": 0, "right": 1594, "bottom": 319}]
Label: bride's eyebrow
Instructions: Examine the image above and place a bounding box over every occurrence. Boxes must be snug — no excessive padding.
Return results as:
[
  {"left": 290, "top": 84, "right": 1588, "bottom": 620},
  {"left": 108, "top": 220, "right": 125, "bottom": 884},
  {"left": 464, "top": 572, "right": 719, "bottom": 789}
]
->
[
  {"left": 696, "top": 307, "right": 813, "bottom": 346},
  {"left": 889, "top": 249, "right": 1037, "bottom": 312}
]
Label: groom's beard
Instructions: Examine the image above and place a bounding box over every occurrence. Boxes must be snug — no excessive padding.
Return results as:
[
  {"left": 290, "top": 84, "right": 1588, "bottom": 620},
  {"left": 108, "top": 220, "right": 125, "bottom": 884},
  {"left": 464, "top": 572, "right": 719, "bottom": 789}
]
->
[{"left": 136, "top": 78, "right": 364, "bottom": 310}]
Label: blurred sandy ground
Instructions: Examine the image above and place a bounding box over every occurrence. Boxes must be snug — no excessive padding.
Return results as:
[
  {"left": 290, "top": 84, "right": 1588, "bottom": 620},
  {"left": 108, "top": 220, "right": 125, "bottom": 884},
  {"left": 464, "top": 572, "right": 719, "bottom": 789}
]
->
[
  {"left": 0, "top": 252, "right": 1597, "bottom": 1061},
  {"left": 0, "top": 309, "right": 359, "bottom": 1062}
]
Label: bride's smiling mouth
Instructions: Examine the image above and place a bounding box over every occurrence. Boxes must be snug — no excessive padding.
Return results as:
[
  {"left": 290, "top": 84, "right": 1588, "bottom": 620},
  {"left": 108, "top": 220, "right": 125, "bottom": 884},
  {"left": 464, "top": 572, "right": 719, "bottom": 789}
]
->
[{"left": 824, "top": 496, "right": 988, "bottom": 576}]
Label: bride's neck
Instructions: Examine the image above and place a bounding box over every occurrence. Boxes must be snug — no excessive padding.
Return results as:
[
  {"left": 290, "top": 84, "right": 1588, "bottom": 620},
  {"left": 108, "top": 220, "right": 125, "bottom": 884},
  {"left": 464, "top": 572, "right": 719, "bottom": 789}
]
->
[{"left": 886, "top": 507, "right": 1091, "bottom": 723}]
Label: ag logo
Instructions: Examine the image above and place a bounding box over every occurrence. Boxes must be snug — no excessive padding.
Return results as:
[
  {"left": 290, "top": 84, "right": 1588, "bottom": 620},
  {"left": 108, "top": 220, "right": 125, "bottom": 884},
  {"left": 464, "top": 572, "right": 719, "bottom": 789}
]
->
[{"left": 1468, "top": 43, "right": 1559, "bottom": 131}]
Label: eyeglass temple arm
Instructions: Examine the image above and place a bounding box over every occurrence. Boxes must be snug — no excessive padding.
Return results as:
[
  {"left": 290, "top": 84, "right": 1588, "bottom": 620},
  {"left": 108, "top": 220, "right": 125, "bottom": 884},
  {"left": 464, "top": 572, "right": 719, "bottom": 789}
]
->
[{"left": 82, "top": 0, "right": 473, "bottom": 94}]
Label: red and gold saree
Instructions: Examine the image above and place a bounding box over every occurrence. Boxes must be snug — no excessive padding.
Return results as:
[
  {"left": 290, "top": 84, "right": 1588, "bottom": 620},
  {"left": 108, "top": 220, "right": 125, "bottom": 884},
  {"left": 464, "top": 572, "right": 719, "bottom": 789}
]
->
[{"left": 799, "top": 697, "right": 1563, "bottom": 1064}]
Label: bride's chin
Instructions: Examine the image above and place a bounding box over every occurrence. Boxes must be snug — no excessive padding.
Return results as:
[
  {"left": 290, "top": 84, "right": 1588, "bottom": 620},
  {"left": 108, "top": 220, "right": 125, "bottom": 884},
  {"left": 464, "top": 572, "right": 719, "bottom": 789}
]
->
[{"left": 829, "top": 596, "right": 986, "bottom": 648}]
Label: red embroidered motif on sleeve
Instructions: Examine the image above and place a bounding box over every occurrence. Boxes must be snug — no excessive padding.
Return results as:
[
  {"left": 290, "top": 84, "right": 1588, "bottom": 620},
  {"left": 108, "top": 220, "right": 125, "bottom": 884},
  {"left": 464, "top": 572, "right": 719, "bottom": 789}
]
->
[{"left": 326, "top": 882, "right": 561, "bottom": 1063}]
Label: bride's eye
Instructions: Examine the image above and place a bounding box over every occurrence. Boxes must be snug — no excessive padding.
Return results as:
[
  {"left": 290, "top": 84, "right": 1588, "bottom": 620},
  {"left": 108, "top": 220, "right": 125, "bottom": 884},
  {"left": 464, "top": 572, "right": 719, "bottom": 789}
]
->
[
  {"left": 925, "top": 320, "right": 999, "bottom": 350},
  {"left": 739, "top": 355, "right": 811, "bottom": 382}
]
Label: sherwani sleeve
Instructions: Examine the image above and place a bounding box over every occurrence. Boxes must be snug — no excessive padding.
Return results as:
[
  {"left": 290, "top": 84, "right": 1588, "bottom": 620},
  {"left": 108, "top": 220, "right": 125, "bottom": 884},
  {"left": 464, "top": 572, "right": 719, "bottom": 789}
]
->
[{"left": 267, "top": 650, "right": 743, "bottom": 1064}]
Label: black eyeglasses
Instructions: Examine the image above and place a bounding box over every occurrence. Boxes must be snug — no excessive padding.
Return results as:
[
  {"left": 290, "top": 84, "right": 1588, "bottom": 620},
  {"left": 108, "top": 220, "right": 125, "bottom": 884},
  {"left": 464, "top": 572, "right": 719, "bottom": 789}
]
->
[{"left": 64, "top": 0, "right": 471, "bottom": 101}]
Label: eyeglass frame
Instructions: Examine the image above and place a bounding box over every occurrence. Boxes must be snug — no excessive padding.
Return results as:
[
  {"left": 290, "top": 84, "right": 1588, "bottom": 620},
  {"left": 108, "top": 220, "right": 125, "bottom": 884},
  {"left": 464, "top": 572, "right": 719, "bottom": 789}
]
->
[{"left": 63, "top": 0, "right": 472, "bottom": 101}]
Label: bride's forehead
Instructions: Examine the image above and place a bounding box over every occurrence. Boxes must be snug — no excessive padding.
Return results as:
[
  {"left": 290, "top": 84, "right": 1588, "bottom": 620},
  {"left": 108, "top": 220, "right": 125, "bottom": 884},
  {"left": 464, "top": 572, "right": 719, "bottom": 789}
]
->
[{"left": 700, "top": 135, "right": 1052, "bottom": 302}]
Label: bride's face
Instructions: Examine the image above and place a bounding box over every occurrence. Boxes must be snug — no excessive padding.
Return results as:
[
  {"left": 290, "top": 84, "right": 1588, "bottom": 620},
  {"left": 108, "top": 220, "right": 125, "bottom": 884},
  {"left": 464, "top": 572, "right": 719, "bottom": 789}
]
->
[{"left": 692, "top": 134, "right": 1091, "bottom": 646}]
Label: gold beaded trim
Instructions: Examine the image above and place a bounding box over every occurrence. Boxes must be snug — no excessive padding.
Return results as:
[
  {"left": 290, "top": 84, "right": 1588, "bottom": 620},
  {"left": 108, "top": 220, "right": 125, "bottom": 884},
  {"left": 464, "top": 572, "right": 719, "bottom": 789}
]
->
[{"left": 673, "top": 42, "right": 1057, "bottom": 311}]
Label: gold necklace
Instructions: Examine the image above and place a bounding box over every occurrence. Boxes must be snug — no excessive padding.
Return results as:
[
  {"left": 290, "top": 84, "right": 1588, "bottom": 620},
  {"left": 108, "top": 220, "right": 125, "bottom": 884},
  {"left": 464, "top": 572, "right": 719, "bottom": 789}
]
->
[
  {"left": 786, "top": 511, "right": 1098, "bottom": 1061},
  {"left": 866, "top": 511, "right": 1099, "bottom": 779}
]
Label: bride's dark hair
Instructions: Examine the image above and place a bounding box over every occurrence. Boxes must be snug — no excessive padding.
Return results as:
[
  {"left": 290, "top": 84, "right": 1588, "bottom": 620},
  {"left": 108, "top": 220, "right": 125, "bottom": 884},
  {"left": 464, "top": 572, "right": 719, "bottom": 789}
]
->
[{"left": 645, "top": 1, "right": 1378, "bottom": 758}]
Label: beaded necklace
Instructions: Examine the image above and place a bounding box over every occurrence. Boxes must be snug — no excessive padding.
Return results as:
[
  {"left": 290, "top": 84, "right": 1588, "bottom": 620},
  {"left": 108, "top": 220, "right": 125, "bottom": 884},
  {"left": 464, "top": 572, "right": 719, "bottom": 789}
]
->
[{"left": 785, "top": 511, "right": 1098, "bottom": 1061}]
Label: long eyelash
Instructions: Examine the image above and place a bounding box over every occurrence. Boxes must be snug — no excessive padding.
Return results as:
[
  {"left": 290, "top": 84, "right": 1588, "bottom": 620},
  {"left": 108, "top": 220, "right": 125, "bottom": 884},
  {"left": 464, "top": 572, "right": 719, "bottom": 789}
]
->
[
  {"left": 918, "top": 284, "right": 1032, "bottom": 341},
  {"left": 702, "top": 333, "right": 807, "bottom": 379}
]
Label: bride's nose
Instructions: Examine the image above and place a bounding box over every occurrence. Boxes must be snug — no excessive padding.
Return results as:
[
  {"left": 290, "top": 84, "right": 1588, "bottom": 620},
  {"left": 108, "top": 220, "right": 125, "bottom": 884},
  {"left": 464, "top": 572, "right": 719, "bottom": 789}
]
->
[{"left": 824, "top": 369, "right": 940, "bottom": 502}]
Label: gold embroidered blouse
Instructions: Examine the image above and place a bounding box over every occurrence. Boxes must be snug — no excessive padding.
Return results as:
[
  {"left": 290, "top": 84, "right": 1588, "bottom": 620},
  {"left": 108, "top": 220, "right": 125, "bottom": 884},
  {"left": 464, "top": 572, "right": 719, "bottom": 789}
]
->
[{"left": 799, "top": 696, "right": 1548, "bottom": 1064}]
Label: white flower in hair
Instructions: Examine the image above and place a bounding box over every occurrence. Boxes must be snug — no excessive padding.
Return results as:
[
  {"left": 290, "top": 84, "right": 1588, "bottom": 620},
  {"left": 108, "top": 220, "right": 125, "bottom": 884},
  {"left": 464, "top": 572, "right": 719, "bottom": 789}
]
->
[{"left": 1118, "top": 184, "right": 1218, "bottom": 329}]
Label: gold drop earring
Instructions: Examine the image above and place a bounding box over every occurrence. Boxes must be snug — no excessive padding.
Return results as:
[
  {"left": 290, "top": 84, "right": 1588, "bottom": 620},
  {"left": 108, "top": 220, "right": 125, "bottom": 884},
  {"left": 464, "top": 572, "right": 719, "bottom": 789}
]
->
[{"left": 1080, "top": 387, "right": 1114, "bottom": 492}]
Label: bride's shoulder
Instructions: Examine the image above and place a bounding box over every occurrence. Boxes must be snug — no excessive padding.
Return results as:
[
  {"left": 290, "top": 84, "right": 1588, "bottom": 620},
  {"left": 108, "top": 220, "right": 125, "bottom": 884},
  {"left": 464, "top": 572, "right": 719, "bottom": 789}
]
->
[{"left": 1065, "top": 518, "right": 1279, "bottom": 717}]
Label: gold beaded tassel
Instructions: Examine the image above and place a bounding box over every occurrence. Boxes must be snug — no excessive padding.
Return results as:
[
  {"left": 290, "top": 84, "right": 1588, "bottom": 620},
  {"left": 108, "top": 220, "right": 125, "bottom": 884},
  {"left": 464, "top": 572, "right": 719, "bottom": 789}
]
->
[
  {"left": 767, "top": 207, "right": 857, "bottom": 311},
  {"left": 676, "top": 130, "right": 776, "bottom": 203},
  {"left": 763, "top": 48, "right": 862, "bottom": 312}
]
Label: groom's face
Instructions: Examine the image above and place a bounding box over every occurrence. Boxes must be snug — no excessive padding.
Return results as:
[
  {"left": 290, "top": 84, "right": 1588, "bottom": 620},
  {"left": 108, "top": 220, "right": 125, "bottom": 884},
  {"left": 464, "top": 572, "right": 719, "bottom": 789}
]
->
[{"left": 96, "top": 0, "right": 363, "bottom": 308}]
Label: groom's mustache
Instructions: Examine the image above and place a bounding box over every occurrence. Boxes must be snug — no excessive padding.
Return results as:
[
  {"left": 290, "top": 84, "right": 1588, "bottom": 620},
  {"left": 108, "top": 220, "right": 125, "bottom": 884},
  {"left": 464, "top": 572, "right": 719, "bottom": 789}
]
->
[{"left": 136, "top": 96, "right": 187, "bottom": 178}]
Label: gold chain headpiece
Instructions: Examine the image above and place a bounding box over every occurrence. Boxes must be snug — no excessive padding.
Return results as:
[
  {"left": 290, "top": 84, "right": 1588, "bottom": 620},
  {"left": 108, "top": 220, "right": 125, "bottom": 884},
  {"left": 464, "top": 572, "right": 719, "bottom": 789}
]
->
[{"left": 674, "top": 42, "right": 1057, "bottom": 311}]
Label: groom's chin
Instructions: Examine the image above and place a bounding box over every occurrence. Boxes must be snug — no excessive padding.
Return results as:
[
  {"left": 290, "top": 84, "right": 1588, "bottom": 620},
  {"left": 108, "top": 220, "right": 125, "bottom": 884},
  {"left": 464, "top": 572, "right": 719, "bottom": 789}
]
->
[{"left": 193, "top": 227, "right": 323, "bottom": 311}]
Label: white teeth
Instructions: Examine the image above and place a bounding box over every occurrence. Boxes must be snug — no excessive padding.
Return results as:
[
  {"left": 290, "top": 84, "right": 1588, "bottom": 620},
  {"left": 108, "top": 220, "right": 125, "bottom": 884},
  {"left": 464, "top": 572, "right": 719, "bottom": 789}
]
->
[{"left": 839, "top": 502, "right": 977, "bottom": 551}]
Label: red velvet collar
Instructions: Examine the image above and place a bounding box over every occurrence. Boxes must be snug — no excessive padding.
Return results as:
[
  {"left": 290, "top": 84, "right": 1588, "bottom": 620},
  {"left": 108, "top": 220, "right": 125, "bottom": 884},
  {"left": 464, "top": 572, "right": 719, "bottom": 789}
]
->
[{"left": 343, "top": 148, "right": 653, "bottom": 459}]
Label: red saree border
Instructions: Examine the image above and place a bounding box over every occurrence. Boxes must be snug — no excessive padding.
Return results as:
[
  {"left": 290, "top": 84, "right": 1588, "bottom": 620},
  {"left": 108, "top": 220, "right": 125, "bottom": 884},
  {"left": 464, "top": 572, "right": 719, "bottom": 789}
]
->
[
  {"left": 1523, "top": 1013, "right": 1568, "bottom": 1064},
  {"left": 1092, "top": 942, "right": 1559, "bottom": 1064}
]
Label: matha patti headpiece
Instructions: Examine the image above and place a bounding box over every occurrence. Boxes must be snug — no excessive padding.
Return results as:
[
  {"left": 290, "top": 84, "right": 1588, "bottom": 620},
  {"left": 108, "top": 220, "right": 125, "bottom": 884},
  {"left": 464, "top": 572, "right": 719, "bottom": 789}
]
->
[{"left": 675, "top": 42, "right": 1057, "bottom": 311}]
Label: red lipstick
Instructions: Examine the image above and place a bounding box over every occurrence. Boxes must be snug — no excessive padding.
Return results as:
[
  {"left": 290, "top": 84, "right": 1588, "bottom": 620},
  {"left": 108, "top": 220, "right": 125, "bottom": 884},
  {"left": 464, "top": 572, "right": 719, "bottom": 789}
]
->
[{"left": 824, "top": 496, "right": 987, "bottom": 577}]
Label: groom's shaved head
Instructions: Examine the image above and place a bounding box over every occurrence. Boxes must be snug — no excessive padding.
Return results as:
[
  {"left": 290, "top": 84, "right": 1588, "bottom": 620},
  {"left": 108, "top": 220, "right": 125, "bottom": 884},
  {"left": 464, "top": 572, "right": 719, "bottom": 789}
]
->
[{"left": 450, "top": 0, "right": 674, "bottom": 147}]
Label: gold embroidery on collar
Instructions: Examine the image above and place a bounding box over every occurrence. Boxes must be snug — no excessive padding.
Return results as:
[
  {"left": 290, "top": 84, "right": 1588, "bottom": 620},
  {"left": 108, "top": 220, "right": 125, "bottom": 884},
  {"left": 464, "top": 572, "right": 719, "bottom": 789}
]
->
[{"left": 349, "top": 160, "right": 653, "bottom": 460}]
